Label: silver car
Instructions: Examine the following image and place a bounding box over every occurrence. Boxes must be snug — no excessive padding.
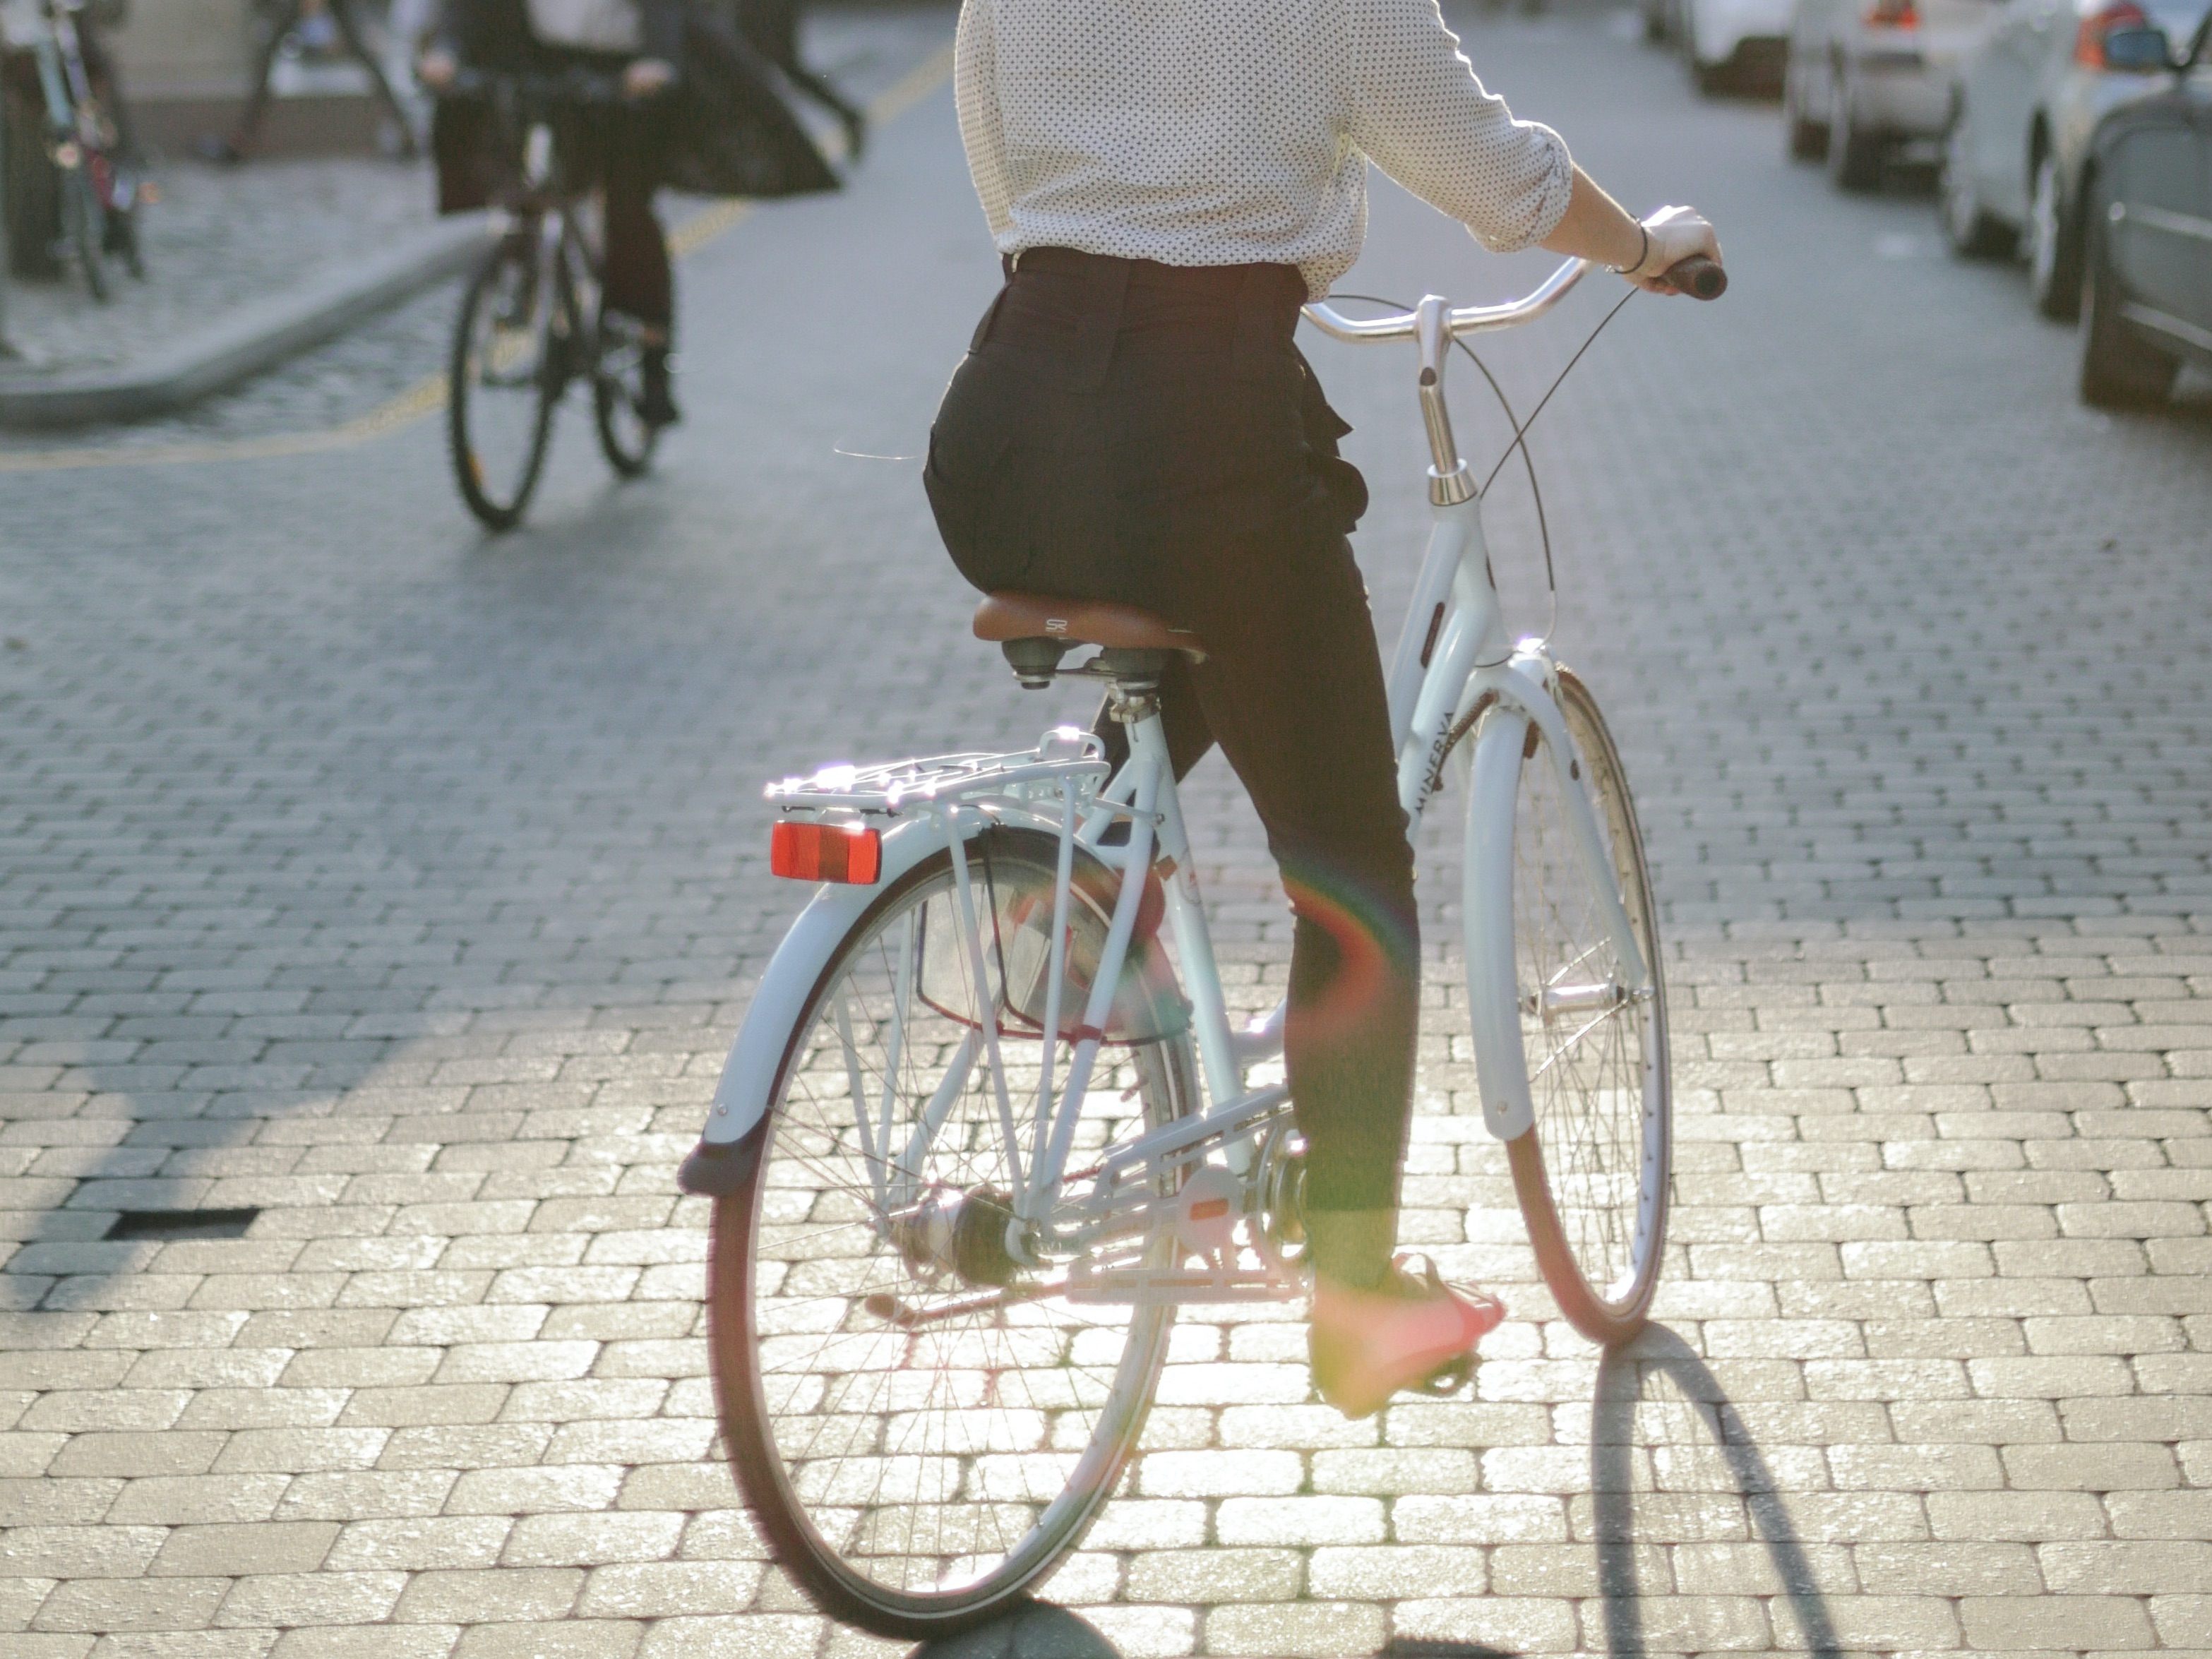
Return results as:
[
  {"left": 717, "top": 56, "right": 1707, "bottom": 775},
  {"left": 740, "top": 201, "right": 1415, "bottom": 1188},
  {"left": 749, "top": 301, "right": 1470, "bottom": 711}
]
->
[
  {"left": 1939, "top": 0, "right": 2208, "bottom": 316},
  {"left": 1785, "top": 0, "right": 2004, "bottom": 187}
]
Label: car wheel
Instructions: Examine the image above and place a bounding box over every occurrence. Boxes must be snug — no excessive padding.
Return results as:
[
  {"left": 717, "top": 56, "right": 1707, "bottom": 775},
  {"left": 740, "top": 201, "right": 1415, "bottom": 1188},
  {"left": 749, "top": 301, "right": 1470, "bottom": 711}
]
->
[
  {"left": 1939, "top": 118, "right": 2015, "bottom": 258},
  {"left": 1783, "top": 61, "right": 1828, "bottom": 160},
  {"left": 1826, "top": 73, "right": 1882, "bottom": 191},
  {"left": 2077, "top": 176, "right": 2177, "bottom": 409},
  {"left": 2027, "top": 150, "right": 2083, "bottom": 321}
]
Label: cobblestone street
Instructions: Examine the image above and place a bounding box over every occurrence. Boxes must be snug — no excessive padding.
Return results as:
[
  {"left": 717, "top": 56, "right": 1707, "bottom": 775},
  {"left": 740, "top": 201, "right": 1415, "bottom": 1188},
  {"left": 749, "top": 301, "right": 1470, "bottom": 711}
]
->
[{"left": 1, "top": 4, "right": 2209, "bottom": 1656}]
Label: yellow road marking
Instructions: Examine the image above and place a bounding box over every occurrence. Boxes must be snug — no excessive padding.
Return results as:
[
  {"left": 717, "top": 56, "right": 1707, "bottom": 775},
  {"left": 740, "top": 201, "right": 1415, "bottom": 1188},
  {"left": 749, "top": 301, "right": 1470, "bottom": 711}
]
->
[{"left": 0, "top": 42, "right": 956, "bottom": 480}]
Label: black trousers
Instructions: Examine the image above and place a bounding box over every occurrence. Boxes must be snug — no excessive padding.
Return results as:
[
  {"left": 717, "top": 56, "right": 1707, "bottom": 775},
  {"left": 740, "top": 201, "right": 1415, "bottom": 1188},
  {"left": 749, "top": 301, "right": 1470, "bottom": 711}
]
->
[
  {"left": 594, "top": 120, "right": 672, "bottom": 333},
  {"left": 546, "top": 47, "right": 672, "bottom": 333},
  {"left": 926, "top": 248, "right": 1419, "bottom": 1214}
]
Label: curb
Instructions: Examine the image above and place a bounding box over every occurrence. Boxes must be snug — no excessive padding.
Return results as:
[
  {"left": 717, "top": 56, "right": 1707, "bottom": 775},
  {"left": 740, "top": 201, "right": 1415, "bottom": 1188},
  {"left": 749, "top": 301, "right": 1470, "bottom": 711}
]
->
[{"left": 0, "top": 213, "right": 496, "bottom": 432}]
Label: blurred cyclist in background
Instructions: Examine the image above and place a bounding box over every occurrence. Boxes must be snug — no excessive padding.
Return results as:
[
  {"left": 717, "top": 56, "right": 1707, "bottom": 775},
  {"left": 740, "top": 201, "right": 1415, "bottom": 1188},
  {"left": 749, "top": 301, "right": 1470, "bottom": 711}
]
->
[
  {"left": 422, "top": 0, "right": 686, "bottom": 424},
  {"left": 422, "top": 0, "right": 848, "bottom": 429}
]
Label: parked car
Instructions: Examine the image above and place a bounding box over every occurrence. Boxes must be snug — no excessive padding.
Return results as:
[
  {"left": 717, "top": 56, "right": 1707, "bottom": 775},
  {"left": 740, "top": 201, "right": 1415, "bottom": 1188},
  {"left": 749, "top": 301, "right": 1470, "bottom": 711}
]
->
[
  {"left": 1664, "top": 0, "right": 1795, "bottom": 91},
  {"left": 2074, "top": 10, "right": 2212, "bottom": 403},
  {"left": 1940, "top": 0, "right": 2207, "bottom": 318},
  {"left": 1784, "top": 0, "right": 2003, "bottom": 188}
]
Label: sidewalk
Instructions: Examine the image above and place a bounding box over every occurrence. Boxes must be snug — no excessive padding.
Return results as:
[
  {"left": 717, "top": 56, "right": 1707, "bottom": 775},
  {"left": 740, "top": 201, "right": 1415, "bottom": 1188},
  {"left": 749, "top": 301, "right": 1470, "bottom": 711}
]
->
[{"left": 0, "top": 155, "right": 482, "bottom": 432}]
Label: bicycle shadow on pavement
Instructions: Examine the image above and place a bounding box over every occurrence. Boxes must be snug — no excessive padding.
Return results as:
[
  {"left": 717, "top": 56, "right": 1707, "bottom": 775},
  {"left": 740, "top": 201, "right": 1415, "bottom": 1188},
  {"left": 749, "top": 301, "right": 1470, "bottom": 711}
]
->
[
  {"left": 905, "top": 1605, "right": 1518, "bottom": 1659},
  {"left": 1591, "top": 1326, "right": 1843, "bottom": 1659},
  {"left": 909, "top": 1601, "right": 1124, "bottom": 1659}
]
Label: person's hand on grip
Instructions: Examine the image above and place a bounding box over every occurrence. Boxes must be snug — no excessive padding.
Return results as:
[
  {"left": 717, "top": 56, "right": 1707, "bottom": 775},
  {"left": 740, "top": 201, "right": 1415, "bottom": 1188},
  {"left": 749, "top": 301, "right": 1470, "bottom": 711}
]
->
[
  {"left": 417, "top": 47, "right": 458, "bottom": 92},
  {"left": 1625, "top": 205, "right": 1722, "bottom": 294},
  {"left": 623, "top": 58, "right": 676, "bottom": 99}
]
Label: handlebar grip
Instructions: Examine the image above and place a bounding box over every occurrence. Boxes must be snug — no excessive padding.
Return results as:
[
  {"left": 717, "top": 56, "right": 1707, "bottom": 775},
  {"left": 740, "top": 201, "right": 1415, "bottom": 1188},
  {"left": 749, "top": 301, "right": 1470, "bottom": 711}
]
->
[{"left": 1663, "top": 255, "right": 1726, "bottom": 300}]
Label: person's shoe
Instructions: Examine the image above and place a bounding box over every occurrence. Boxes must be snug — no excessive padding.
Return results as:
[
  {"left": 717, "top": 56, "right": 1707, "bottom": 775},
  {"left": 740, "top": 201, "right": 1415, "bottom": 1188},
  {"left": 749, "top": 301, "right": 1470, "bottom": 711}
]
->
[
  {"left": 640, "top": 347, "right": 681, "bottom": 428},
  {"left": 1309, "top": 1257, "right": 1505, "bottom": 1420}
]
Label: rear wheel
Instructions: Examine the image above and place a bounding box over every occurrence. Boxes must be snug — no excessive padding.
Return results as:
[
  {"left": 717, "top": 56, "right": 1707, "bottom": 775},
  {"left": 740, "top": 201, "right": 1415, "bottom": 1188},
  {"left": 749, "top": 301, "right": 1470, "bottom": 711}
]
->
[
  {"left": 592, "top": 306, "right": 659, "bottom": 477},
  {"left": 708, "top": 829, "right": 1197, "bottom": 1639},
  {"left": 2078, "top": 179, "right": 2177, "bottom": 409},
  {"left": 448, "top": 236, "right": 559, "bottom": 531},
  {"left": 99, "top": 160, "right": 145, "bottom": 279},
  {"left": 1478, "top": 672, "right": 1671, "bottom": 1346}
]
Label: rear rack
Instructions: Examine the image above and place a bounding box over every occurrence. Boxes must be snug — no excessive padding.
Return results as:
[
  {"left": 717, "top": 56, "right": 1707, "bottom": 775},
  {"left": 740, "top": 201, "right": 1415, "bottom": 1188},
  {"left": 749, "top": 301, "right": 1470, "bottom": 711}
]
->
[{"left": 766, "top": 727, "right": 1111, "bottom": 818}]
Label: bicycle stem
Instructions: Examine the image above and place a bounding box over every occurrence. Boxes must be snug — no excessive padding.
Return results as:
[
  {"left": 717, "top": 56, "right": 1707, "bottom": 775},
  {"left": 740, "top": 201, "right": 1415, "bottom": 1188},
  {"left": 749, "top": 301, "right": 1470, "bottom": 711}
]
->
[{"left": 1416, "top": 297, "right": 1479, "bottom": 507}]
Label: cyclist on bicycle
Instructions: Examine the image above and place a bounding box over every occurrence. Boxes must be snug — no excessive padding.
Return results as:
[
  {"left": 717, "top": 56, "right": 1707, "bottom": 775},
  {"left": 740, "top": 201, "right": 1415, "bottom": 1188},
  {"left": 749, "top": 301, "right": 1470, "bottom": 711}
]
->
[
  {"left": 422, "top": 0, "right": 683, "bottom": 424},
  {"left": 927, "top": 0, "right": 1721, "bottom": 1418}
]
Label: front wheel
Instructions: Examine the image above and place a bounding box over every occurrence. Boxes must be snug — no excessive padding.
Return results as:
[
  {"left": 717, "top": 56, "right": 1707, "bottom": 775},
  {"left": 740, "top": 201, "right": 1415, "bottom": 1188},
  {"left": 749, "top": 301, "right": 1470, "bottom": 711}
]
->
[
  {"left": 1783, "top": 62, "right": 1828, "bottom": 161},
  {"left": 1827, "top": 82, "right": 1882, "bottom": 193},
  {"left": 448, "top": 236, "right": 560, "bottom": 531},
  {"left": 707, "top": 828, "right": 1198, "bottom": 1640},
  {"left": 2028, "top": 152, "right": 2083, "bottom": 321},
  {"left": 63, "top": 164, "right": 108, "bottom": 301},
  {"left": 1940, "top": 119, "right": 2015, "bottom": 259},
  {"left": 1469, "top": 671, "right": 1671, "bottom": 1346}
]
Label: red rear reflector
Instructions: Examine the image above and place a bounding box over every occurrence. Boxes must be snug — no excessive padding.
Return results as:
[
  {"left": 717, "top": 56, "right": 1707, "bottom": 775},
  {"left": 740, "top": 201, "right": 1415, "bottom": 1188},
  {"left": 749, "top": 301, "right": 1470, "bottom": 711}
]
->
[
  {"left": 1190, "top": 1197, "right": 1231, "bottom": 1221},
  {"left": 771, "top": 820, "right": 883, "bottom": 885}
]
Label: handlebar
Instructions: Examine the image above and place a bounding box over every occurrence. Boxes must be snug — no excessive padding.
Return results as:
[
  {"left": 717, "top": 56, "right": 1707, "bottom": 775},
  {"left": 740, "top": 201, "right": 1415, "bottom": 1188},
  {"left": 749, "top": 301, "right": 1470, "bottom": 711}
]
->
[
  {"left": 1301, "top": 252, "right": 1724, "bottom": 344},
  {"left": 1666, "top": 255, "right": 1727, "bottom": 300}
]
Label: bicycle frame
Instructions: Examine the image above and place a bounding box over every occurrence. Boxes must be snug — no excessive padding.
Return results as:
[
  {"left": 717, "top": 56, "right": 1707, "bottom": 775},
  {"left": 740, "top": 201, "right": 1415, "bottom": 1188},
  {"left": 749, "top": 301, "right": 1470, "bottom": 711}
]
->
[{"left": 693, "top": 257, "right": 1656, "bottom": 1293}]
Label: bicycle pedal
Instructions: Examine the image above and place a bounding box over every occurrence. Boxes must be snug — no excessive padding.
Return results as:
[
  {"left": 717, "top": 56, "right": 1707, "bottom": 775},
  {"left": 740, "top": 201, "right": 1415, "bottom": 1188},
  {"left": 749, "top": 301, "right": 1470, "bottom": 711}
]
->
[{"left": 1414, "top": 1353, "right": 1476, "bottom": 1397}]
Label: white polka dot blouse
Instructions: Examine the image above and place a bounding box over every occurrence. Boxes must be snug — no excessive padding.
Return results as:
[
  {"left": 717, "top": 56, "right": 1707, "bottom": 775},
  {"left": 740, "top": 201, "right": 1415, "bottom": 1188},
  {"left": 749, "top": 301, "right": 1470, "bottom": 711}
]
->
[{"left": 952, "top": 0, "right": 1577, "bottom": 299}]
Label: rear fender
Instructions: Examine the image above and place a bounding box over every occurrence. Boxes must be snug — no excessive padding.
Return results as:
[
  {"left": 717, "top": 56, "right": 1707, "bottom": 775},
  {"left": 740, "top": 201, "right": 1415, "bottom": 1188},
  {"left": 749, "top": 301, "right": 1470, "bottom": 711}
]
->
[{"left": 680, "top": 799, "right": 1128, "bottom": 1199}]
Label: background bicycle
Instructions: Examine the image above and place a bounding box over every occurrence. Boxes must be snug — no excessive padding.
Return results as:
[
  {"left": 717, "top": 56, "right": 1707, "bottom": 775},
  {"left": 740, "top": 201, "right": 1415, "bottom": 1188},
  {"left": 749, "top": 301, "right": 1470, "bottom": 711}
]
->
[
  {"left": 440, "top": 66, "right": 662, "bottom": 531},
  {"left": 0, "top": 0, "right": 143, "bottom": 300}
]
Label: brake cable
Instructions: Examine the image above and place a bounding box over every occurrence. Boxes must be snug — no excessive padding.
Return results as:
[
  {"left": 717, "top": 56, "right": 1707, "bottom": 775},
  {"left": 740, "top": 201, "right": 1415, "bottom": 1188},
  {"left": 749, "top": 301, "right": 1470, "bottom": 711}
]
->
[{"left": 1320, "top": 282, "right": 1640, "bottom": 656}]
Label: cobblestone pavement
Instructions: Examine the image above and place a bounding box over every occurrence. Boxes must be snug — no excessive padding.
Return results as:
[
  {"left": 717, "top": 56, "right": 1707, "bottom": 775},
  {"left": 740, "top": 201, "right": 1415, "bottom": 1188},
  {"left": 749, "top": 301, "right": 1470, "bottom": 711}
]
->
[{"left": 2, "top": 4, "right": 2210, "bottom": 1657}]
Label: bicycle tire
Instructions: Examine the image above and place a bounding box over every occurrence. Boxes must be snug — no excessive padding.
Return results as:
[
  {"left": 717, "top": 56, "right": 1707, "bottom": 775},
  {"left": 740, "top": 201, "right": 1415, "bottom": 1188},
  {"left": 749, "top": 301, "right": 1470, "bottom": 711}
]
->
[
  {"left": 64, "top": 164, "right": 107, "bottom": 302},
  {"left": 707, "top": 827, "right": 1196, "bottom": 1639},
  {"left": 1471, "top": 669, "right": 1671, "bottom": 1346},
  {"left": 592, "top": 306, "right": 658, "bottom": 478},
  {"left": 448, "top": 238, "right": 558, "bottom": 531}
]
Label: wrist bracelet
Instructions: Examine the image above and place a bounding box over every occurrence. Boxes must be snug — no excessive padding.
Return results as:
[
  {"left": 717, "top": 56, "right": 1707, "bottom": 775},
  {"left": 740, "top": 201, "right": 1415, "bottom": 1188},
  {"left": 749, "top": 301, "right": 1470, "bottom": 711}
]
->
[{"left": 1612, "top": 222, "right": 1650, "bottom": 277}]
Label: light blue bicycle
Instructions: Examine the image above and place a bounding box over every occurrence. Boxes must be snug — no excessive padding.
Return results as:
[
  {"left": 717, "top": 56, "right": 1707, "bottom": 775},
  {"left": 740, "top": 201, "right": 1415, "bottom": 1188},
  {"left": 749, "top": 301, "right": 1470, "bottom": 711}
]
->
[{"left": 682, "top": 250, "right": 1722, "bottom": 1639}]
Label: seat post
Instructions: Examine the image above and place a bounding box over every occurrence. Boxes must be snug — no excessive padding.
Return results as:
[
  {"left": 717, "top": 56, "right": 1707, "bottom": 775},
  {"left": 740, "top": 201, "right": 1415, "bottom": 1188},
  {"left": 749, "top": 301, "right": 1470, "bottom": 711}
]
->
[{"left": 1092, "top": 647, "right": 1170, "bottom": 724}]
